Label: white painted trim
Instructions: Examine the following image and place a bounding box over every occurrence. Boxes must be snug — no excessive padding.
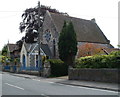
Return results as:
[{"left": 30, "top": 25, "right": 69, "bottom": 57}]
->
[
  {"left": 29, "top": 43, "right": 38, "bottom": 55},
  {"left": 35, "top": 55, "right": 36, "bottom": 67},
  {"left": 29, "top": 44, "right": 46, "bottom": 56},
  {"left": 28, "top": 45, "right": 32, "bottom": 51},
  {"left": 35, "top": 55, "right": 38, "bottom": 68},
  {"left": 20, "top": 43, "right": 28, "bottom": 67}
]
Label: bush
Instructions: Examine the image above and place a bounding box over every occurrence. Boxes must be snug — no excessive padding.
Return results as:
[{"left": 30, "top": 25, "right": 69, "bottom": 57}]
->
[
  {"left": 75, "top": 51, "right": 120, "bottom": 68},
  {"left": 48, "top": 59, "right": 68, "bottom": 77},
  {"left": 109, "top": 51, "right": 120, "bottom": 68}
]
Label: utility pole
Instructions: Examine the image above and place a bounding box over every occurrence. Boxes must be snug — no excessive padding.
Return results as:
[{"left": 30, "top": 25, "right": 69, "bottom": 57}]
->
[{"left": 38, "top": 1, "right": 42, "bottom": 76}]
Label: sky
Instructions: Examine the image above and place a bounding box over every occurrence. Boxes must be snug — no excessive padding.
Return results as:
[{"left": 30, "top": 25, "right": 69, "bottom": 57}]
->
[{"left": 0, "top": 0, "right": 119, "bottom": 50}]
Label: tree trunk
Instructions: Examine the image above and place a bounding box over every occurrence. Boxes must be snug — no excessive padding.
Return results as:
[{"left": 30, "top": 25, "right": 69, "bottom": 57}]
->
[{"left": 66, "top": 55, "right": 75, "bottom": 67}]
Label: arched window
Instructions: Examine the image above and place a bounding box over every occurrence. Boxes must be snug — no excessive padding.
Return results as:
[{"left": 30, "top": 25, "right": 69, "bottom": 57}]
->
[{"left": 53, "top": 39, "right": 56, "bottom": 57}]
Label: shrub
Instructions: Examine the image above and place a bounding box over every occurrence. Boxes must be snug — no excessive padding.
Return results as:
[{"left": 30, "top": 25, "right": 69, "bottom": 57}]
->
[
  {"left": 110, "top": 51, "right": 120, "bottom": 56},
  {"left": 75, "top": 51, "right": 120, "bottom": 68},
  {"left": 76, "top": 56, "right": 93, "bottom": 68},
  {"left": 48, "top": 59, "right": 68, "bottom": 77},
  {"left": 109, "top": 51, "right": 120, "bottom": 68}
]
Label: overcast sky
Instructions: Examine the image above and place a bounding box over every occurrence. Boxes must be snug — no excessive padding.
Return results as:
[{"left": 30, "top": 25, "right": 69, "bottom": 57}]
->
[{"left": 0, "top": 0, "right": 119, "bottom": 50}]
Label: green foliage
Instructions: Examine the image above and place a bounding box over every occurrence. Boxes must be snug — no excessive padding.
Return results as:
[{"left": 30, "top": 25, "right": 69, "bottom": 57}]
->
[
  {"left": 58, "top": 21, "right": 77, "bottom": 67},
  {"left": 48, "top": 59, "right": 68, "bottom": 77},
  {"left": 118, "top": 45, "right": 120, "bottom": 48},
  {"left": 1, "top": 45, "right": 8, "bottom": 56},
  {"left": 19, "top": 5, "right": 65, "bottom": 43},
  {"left": 110, "top": 51, "right": 120, "bottom": 56},
  {"left": 75, "top": 51, "right": 120, "bottom": 68},
  {"left": 1, "top": 56, "right": 11, "bottom": 65},
  {"left": 0, "top": 56, "right": 5, "bottom": 63}
]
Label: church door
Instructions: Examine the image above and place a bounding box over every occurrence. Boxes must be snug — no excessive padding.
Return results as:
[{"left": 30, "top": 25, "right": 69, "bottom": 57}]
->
[{"left": 22, "top": 54, "right": 26, "bottom": 69}]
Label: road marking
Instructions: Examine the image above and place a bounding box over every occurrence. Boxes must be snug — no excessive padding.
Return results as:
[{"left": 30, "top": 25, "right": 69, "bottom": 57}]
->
[
  {"left": 75, "top": 85, "right": 118, "bottom": 93},
  {"left": 57, "top": 83, "right": 118, "bottom": 94},
  {"left": 55, "top": 83, "right": 64, "bottom": 86},
  {"left": 41, "top": 94, "right": 45, "bottom": 95},
  {"left": 47, "top": 81, "right": 54, "bottom": 84},
  {"left": 32, "top": 78, "right": 117, "bottom": 94},
  {"left": 32, "top": 79, "right": 54, "bottom": 84},
  {"left": 32, "top": 79, "right": 41, "bottom": 81},
  {"left": 15, "top": 76, "right": 25, "bottom": 79},
  {"left": 41, "top": 94, "right": 50, "bottom": 97},
  {"left": 4, "top": 83, "right": 24, "bottom": 90}
]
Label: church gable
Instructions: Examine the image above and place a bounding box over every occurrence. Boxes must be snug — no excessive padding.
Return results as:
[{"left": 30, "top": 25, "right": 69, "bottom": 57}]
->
[
  {"left": 42, "top": 11, "right": 58, "bottom": 57},
  {"left": 20, "top": 42, "right": 52, "bottom": 70}
]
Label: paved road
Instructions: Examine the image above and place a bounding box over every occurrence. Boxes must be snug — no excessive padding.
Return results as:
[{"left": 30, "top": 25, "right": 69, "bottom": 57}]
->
[
  {"left": 1, "top": 72, "right": 119, "bottom": 96},
  {"left": 0, "top": 71, "right": 2, "bottom": 96}
]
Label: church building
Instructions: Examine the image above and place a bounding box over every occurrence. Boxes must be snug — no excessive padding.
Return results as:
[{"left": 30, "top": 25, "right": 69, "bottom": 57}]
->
[{"left": 42, "top": 11, "right": 112, "bottom": 58}]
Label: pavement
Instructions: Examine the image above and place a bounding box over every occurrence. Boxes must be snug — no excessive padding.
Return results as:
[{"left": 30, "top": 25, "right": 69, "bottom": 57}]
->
[
  {"left": 56, "top": 79, "right": 119, "bottom": 92},
  {"left": 3, "top": 72, "right": 120, "bottom": 92}
]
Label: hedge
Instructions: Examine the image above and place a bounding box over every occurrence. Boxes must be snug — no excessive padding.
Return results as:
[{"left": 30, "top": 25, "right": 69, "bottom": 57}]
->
[
  {"left": 48, "top": 59, "right": 68, "bottom": 77},
  {"left": 75, "top": 51, "right": 120, "bottom": 68}
]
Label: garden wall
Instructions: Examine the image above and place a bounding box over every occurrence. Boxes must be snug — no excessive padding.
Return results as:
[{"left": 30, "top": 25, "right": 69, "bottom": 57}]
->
[{"left": 69, "top": 68, "right": 119, "bottom": 83}]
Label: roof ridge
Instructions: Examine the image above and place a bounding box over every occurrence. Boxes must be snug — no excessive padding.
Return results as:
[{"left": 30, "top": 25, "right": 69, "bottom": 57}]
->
[
  {"left": 8, "top": 43, "right": 16, "bottom": 45},
  {"left": 46, "top": 10, "right": 59, "bottom": 33},
  {"left": 49, "top": 11, "right": 91, "bottom": 22}
]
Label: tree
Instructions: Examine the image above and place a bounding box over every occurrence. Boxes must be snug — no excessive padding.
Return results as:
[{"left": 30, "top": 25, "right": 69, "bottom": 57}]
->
[
  {"left": 58, "top": 21, "right": 77, "bottom": 67},
  {"left": 19, "top": 5, "right": 65, "bottom": 43},
  {"left": 1, "top": 45, "right": 10, "bottom": 65},
  {"left": 16, "top": 37, "right": 25, "bottom": 51},
  {"left": 118, "top": 45, "right": 120, "bottom": 48},
  {"left": 1, "top": 45, "right": 8, "bottom": 56},
  {"left": 77, "top": 43, "right": 102, "bottom": 58}
]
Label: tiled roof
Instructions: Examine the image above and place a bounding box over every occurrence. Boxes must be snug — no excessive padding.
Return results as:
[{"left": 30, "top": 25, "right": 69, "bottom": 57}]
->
[
  {"left": 7, "top": 44, "right": 19, "bottom": 52},
  {"left": 48, "top": 11, "right": 110, "bottom": 44},
  {"left": 24, "top": 42, "right": 52, "bottom": 57},
  {"left": 102, "top": 48, "right": 120, "bottom": 54}
]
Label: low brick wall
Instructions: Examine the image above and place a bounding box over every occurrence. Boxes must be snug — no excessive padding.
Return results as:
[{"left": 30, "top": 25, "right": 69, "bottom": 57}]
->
[{"left": 69, "top": 68, "right": 119, "bottom": 83}]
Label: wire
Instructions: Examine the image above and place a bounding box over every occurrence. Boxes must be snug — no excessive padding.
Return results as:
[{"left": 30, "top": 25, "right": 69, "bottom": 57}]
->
[
  {"left": 0, "top": 10, "right": 23, "bottom": 12},
  {"left": 0, "top": 14, "right": 20, "bottom": 19},
  {"left": 0, "top": 11, "right": 23, "bottom": 19}
]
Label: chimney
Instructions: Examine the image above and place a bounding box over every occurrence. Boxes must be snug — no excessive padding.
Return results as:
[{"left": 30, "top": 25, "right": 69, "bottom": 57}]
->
[{"left": 91, "top": 18, "right": 96, "bottom": 23}]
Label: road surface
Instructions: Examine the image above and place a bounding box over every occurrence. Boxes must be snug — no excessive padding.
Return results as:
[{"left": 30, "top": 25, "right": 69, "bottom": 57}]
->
[{"left": 1, "top": 72, "right": 119, "bottom": 96}]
